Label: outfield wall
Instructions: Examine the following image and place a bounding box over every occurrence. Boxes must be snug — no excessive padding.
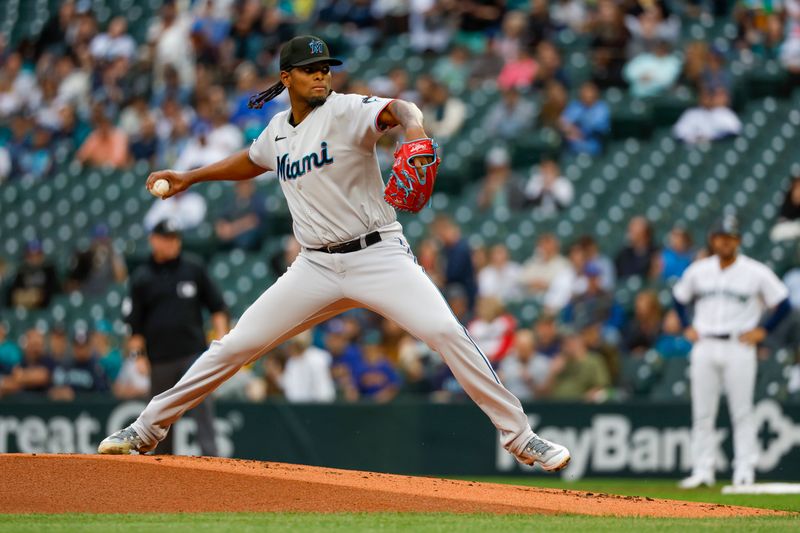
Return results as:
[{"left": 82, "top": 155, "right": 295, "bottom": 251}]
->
[{"left": 0, "top": 399, "right": 798, "bottom": 480}]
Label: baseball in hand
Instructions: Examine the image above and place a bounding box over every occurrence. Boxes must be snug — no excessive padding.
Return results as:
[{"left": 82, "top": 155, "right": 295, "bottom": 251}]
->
[{"left": 151, "top": 178, "right": 170, "bottom": 197}]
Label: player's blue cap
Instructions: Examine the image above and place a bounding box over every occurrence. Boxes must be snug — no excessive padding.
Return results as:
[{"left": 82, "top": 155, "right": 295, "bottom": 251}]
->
[{"left": 710, "top": 214, "right": 740, "bottom": 237}]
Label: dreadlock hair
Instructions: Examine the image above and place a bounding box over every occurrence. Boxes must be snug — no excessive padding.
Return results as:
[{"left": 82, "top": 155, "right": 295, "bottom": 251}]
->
[{"left": 247, "top": 79, "right": 286, "bottom": 109}]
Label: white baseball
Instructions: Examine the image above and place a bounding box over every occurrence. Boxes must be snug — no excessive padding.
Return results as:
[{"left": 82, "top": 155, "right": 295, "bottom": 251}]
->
[{"left": 151, "top": 179, "right": 170, "bottom": 197}]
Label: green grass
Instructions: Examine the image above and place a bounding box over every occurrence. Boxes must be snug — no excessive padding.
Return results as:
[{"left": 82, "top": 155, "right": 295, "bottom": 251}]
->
[
  {"left": 0, "top": 513, "right": 798, "bottom": 533},
  {"left": 463, "top": 477, "right": 800, "bottom": 513},
  {"left": 2, "top": 478, "right": 797, "bottom": 532}
]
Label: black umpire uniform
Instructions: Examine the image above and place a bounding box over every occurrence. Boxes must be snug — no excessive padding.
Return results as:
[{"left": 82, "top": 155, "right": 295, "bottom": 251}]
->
[{"left": 126, "top": 219, "right": 228, "bottom": 455}]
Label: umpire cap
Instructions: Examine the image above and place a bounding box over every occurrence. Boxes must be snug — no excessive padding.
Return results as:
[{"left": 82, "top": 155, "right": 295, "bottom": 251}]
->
[
  {"left": 280, "top": 36, "right": 343, "bottom": 71},
  {"left": 710, "top": 214, "right": 740, "bottom": 237}
]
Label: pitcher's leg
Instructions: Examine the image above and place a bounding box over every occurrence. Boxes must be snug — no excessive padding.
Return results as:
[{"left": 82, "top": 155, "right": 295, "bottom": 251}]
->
[
  {"left": 344, "top": 240, "right": 534, "bottom": 457},
  {"left": 723, "top": 343, "right": 758, "bottom": 475},
  {"left": 689, "top": 342, "right": 722, "bottom": 477},
  {"left": 132, "top": 255, "right": 346, "bottom": 446}
]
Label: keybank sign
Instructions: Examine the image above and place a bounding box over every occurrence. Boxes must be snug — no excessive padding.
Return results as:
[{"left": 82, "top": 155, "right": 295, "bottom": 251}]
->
[
  {"left": 496, "top": 400, "right": 800, "bottom": 479},
  {"left": 0, "top": 402, "right": 243, "bottom": 457}
]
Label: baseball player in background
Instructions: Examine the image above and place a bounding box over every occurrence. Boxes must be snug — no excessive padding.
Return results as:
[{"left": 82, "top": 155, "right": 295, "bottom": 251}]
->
[
  {"left": 98, "top": 36, "right": 571, "bottom": 472},
  {"left": 673, "top": 215, "right": 791, "bottom": 488}
]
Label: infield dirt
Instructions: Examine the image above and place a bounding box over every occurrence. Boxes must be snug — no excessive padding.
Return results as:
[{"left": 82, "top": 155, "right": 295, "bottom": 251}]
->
[{"left": 0, "top": 454, "right": 787, "bottom": 517}]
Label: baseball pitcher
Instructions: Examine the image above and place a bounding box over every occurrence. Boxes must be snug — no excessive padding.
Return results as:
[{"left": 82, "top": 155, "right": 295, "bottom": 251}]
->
[{"left": 98, "top": 36, "right": 570, "bottom": 472}]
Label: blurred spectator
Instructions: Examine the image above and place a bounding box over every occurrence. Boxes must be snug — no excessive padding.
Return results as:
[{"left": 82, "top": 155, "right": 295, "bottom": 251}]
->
[
  {"left": 469, "top": 44, "right": 505, "bottom": 85},
  {"left": 580, "top": 321, "right": 620, "bottom": 385},
  {"left": 4, "top": 329, "right": 56, "bottom": 396},
  {"left": 0, "top": 53, "right": 36, "bottom": 118},
  {"left": 520, "top": 233, "right": 570, "bottom": 295},
  {"left": 456, "top": 0, "right": 506, "bottom": 53},
  {"left": 734, "top": 2, "right": 785, "bottom": 62},
  {"left": 497, "top": 46, "right": 538, "bottom": 90},
  {"left": 34, "top": 0, "right": 78, "bottom": 58},
  {"left": 18, "top": 124, "right": 54, "bottom": 180},
  {"left": 673, "top": 88, "right": 742, "bottom": 144},
  {"left": 497, "top": 329, "right": 550, "bottom": 401},
  {"left": 324, "top": 319, "right": 362, "bottom": 402},
  {"left": 215, "top": 181, "right": 266, "bottom": 251},
  {"left": 615, "top": 216, "right": 659, "bottom": 279},
  {"left": 49, "top": 329, "right": 109, "bottom": 401},
  {"left": 562, "top": 262, "right": 615, "bottom": 330},
  {"left": 5, "top": 240, "right": 60, "bottom": 309},
  {"left": 148, "top": 0, "right": 195, "bottom": 92},
  {"left": 467, "top": 296, "right": 517, "bottom": 364},
  {"left": 540, "top": 327, "right": 611, "bottom": 401},
  {"left": 657, "top": 226, "right": 694, "bottom": 280},
  {"left": 409, "top": 0, "right": 455, "bottom": 54},
  {"left": 654, "top": 310, "right": 692, "bottom": 358},
  {"left": 494, "top": 10, "right": 529, "bottom": 64},
  {"left": 623, "top": 40, "right": 682, "bottom": 98},
  {"left": 526, "top": 0, "right": 557, "bottom": 47},
  {"left": 92, "top": 320, "right": 123, "bottom": 383},
  {"left": 129, "top": 115, "right": 159, "bottom": 163},
  {"left": 624, "top": 6, "right": 680, "bottom": 58},
  {"left": 435, "top": 45, "right": 471, "bottom": 94},
  {"left": 445, "top": 285, "right": 472, "bottom": 324},
  {"left": 76, "top": 105, "right": 130, "bottom": 168},
  {"left": 230, "top": 63, "right": 283, "bottom": 140},
  {"left": 770, "top": 176, "right": 800, "bottom": 242},
  {"left": 143, "top": 190, "right": 208, "bottom": 232},
  {"left": 781, "top": 0, "right": 800, "bottom": 73},
  {"left": 588, "top": 0, "right": 630, "bottom": 88},
  {"left": 476, "top": 146, "right": 525, "bottom": 210},
  {"left": 420, "top": 80, "right": 466, "bottom": 140},
  {"left": 65, "top": 224, "right": 128, "bottom": 296},
  {"left": 478, "top": 244, "right": 522, "bottom": 303},
  {"left": 48, "top": 324, "right": 70, "bottom": 363},
  {"left": 113, "top": 351, "right": 151, "bottom": 399},
  {"left": 700, "top": 48, "right": 732, "bottom": 96},
  {"left": 551, "top": 0, "right": 588, "bottom": 32},
  {"left": 0, "top": 322, "right": 22, "bottom": 376},
  {"left": 544, "top": 241, "right": 587, "bottom": 312},
  {"left": 279, "top": 331, "right": 335, "bottom": 403},
  {"left": 483, "top": 88, "right": 537, "bottom": 139},
  {"left": 682, "top": 41, "right": 710, "bottom": 89},
  {"left": 538, "top": 80, "right": 569, "bottom": 129},
  {"left": 524, "top": 158, "right": 574, "bottom": 216},
  {"left": 559, "top": 81, "right": 610, "bottom": 155},
  {"left": 533, "top": 313, "right": 562, "bottom": 358},
  {"left": 784, "top": 262, "right": 800, "bottom": 309},
  {"left": 89, "top": 16, "right": 136, "bottom": 62},
  {"left": 578, "top": 235, "right": 615, "bottom": 290},
  {"left": 353, "top": 330, "right": 401, "bottom": 403},
  {"left": 624, "top": 290, "right": 663, "bottom": 356},
  {"left": 533, "top": 41, "right": 569, "bottom": 89},
  {"left": 431, "top": 215, "right": 478, "bottom": 311},
  {"left": 52, "top": 103, "right": 91, "bottom": 155}
]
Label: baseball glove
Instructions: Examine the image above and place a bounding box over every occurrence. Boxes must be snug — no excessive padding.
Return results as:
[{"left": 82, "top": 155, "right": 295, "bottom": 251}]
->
[{"left": 383, "top": 138, "right": 440, "bottom": 213}]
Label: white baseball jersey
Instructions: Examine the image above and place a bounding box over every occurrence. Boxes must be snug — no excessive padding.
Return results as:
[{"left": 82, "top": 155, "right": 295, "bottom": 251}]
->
[
  {"left": 248, "top": 91, "right": 402, "bottom": 248},
  {"left": 673, "top": 254, "right": 788, "bottom": 335}
]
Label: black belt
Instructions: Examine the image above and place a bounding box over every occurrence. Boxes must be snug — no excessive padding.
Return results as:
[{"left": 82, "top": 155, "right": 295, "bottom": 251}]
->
[
  {"left": 311, "top": 231, "right": 382, "bottom": 254},
  {"left": 704, "top": 333, "right": 733, "bottom": 340}
]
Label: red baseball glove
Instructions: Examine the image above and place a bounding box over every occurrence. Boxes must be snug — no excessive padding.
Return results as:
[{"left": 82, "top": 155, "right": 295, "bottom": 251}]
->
[{"left": 383, "top": 138, "right": 440, "bottom": 213}]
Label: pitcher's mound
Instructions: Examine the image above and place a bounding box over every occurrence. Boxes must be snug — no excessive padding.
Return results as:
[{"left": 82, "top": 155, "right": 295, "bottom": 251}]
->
[{"left": 0, "top": 454, "right": 782, "bottom": 517}]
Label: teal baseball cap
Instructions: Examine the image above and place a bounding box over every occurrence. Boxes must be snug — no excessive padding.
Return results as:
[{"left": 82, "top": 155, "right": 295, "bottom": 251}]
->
[{"left": 279, "top": 35, "right": 342, "bottom": 71}]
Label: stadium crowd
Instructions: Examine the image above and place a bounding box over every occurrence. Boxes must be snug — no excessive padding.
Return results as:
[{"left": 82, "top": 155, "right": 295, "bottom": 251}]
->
[{"left": 1, "top": 0, "right": 799, "bottom": 404}]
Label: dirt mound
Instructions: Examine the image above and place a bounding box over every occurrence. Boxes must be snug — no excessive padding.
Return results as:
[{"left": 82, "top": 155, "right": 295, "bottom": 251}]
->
[{"left": 0, "top": 454, "right": 783, "bottom": 517}]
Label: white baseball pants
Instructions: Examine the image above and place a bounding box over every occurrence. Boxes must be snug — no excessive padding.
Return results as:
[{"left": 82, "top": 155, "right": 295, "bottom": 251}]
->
[
  {"left": 688, "top": 338, "right": 758, "bottom": 476},
  {"left": 132, "top": 233, "right": 536, "bottom": 457}
]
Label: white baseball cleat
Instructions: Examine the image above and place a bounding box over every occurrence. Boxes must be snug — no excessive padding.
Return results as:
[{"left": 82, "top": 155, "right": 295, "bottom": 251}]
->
[
  {"left": 97, "top": 425, "right": 154, "bottom": 455},
  {"left": 732, "top": 468, "right": 755, "bottom": 487},
  {"left": 678, "top": 472, "right": 715, "bottom": 489},
  {"left": 517, "top": 434, "right": 571, "bottom": 472}
]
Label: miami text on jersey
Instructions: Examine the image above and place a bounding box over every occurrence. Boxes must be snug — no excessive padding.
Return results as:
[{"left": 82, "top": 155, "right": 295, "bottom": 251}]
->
[{"left": 276, "top": 141, "right": 334, "bottom": 181}]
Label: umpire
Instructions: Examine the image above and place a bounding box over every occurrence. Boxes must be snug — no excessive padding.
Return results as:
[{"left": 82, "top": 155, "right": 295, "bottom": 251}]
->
[{"left": 125, "top": 219, "right": 229, "bottom": 455}]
